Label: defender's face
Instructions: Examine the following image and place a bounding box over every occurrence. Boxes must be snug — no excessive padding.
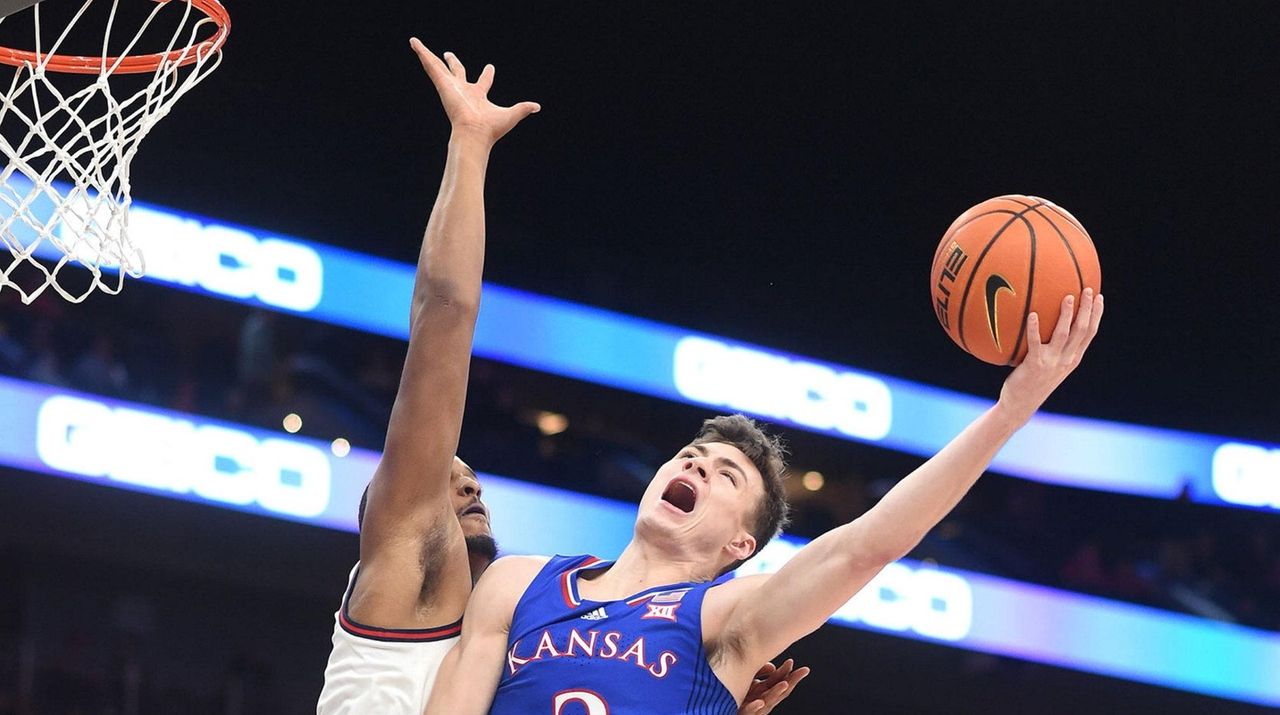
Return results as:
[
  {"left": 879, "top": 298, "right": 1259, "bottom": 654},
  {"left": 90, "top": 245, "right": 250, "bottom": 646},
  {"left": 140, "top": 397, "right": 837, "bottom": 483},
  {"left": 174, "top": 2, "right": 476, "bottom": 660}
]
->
[
  {"left": 450, "top": 457, "right": 491, "bottom": 539},
  {"left": 638, "top": 442, "right": 764, "bottom": 567}
]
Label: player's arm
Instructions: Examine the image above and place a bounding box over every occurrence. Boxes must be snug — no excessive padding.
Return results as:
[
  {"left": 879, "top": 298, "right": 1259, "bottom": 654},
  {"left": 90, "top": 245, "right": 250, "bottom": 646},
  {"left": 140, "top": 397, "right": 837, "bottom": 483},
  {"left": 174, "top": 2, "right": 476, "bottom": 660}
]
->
[
  {"left": 717, "top": 292, "right": 1103, "bottom": 668},
  {"left": 424, "top": 556, "right": 547, "bottom": 715},
  {"left": 352, "top": 41, "right": 540, "bottom": 626}
]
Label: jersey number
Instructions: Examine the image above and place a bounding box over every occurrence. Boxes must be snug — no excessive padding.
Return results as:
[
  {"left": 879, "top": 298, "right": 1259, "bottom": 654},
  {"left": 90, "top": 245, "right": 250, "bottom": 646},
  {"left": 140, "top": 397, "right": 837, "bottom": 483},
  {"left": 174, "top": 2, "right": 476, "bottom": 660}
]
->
[{"left": 552, "top": 689, "right": 609, "bottom": 715}]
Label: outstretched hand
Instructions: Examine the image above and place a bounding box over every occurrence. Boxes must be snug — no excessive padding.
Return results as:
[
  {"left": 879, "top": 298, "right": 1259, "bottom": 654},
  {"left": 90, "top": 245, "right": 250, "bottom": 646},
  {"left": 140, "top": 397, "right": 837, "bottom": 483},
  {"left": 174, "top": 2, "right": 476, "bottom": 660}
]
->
[
  {"left": 1000, "top": 289, "right": 1104, "bottom": 417},
  {"left": 737, "top": 659, "right": 811, "bottom": 715},
  {"left": 410, "top": 38, "right": 540, "bottom": 145}
]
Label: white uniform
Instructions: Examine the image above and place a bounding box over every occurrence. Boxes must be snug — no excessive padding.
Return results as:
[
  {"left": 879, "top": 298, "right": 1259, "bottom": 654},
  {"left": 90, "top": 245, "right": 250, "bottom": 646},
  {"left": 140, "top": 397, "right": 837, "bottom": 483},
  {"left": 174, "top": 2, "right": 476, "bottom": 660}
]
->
[{"left": 317, "top": 564, "right": 461, "bottom": 715}]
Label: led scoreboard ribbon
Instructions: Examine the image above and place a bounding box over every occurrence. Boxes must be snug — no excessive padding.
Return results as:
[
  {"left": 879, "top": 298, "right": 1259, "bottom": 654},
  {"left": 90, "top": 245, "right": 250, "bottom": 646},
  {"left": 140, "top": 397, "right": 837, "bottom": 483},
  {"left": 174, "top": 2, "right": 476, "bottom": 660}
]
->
[
  {"left": 0, "top": 374, "right": 1276, "bottom": 707},
  {"left": 12, "top": 179, "right": 1280, "bottom": 512}
]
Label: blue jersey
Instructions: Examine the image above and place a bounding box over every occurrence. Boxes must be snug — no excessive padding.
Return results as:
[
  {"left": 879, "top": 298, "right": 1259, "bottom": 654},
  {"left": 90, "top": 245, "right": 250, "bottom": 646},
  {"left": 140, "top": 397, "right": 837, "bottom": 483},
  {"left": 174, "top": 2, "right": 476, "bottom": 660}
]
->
[{"left": 488, "top": 555, "right": 739, "bottom": 715}]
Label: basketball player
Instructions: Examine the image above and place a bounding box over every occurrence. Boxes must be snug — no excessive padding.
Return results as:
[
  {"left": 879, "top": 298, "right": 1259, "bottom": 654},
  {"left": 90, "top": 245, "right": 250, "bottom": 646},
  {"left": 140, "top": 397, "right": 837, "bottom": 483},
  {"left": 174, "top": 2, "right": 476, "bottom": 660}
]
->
[
  {"left": 318, "top": 39, "right": 806, "bottom": 714},
  {"left": 425, "top": 291, "right": 1104, "bottom": 713}
]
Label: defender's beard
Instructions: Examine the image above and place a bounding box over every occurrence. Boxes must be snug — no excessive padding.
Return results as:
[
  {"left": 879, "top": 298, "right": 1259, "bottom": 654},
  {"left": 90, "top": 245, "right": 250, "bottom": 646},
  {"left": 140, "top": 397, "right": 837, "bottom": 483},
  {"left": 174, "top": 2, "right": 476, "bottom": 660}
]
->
[{"left": 465, "top": 534, "right": 498, "bottom": 562}]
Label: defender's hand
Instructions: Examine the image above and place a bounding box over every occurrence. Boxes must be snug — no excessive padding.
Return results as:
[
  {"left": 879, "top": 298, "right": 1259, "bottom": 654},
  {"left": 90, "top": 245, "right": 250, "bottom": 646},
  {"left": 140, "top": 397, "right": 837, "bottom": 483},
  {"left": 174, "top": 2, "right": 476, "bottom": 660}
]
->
[
  {"left": 738, "top": 659, "right": 811, "bottom": 715},
  {"left": 999, "top": 289, "right": 1104, "bottom": 417},
  {"left": 410, "top": 38, "right": 540, "bottom": 145}
]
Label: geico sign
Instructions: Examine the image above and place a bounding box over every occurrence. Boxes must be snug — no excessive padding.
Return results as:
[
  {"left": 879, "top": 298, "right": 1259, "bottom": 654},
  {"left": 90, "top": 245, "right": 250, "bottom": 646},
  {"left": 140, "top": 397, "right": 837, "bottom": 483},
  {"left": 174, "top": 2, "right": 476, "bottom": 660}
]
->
[
  {"left": 673, "top": 336, "right": 892, "bottom": 441},
  {"left": 1212, "top": 442, "right": 1280, "bottom": 509},
  {"left": 127, "top": 206, "right": 323, "bottom": 312},
  {"left": 737, "top": 540, "right": 973, "bottom": 642},
  {"left": 35, "top": 395, "right": 331, "bottom": 518},
  {"left": 835, "top": 561, "right": 973, "bottom": 641}
]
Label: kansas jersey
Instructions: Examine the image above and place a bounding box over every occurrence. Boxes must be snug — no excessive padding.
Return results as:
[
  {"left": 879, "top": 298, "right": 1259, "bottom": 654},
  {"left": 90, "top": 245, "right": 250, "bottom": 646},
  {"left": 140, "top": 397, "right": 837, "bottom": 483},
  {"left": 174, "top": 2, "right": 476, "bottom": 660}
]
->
[
  {"left": 490, "top": 555, "right": 738, "bottom": 715},
  {"left": 317, "top": 563, "right": 462, "bottom": 715}
]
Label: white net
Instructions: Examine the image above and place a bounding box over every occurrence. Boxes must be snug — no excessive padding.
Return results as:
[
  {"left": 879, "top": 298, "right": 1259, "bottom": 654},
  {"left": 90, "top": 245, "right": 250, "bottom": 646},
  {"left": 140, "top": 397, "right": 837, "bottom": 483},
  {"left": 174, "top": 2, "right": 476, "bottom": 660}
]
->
[{"left": 0, "top": 0, "right": 227, "bottom": 303}]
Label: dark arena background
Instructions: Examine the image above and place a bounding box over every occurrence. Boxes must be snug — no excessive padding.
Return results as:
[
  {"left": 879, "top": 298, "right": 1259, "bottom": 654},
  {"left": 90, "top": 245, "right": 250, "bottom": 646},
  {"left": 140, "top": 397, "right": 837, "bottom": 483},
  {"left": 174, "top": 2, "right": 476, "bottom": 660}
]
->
[{"left": 2, "top": 2, "right": 1279, "bottom": 714}]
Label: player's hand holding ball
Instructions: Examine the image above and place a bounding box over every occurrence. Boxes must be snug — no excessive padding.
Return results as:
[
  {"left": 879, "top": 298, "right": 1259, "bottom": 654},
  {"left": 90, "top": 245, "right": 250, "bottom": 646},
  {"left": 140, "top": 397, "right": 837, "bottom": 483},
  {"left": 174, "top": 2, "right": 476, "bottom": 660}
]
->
[
  {"left": 930, "top": 195, "right": 1104, "bottom": 416},
  {"left": 999, "top": 288, "right": 1103, "bottom": 418}
]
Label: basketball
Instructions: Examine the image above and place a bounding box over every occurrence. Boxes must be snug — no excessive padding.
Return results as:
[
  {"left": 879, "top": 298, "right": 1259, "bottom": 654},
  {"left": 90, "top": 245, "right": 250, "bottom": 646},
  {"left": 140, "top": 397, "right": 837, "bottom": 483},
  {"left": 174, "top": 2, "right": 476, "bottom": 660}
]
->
[{"left": 930, "top": 195, "right": 1101, "bottom": 366}]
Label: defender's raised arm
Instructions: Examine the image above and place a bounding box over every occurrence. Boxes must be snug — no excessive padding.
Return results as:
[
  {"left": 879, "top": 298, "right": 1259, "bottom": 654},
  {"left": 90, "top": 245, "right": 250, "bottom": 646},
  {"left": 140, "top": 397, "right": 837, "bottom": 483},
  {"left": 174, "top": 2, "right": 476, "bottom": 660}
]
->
[
  {"left": 349, "top": 40, "right": 539, "bottom": 632},
  {"left": 318, "top": 42, "right": 539, "bottom": 715}
]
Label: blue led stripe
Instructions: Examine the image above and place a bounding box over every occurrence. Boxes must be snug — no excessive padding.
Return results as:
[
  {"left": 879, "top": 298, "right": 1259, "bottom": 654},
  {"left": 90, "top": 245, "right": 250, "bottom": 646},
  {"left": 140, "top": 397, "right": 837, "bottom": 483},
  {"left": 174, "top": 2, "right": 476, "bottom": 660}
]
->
[
  {"left": 742, "top": 538, "right": 1280, "bottom": 708},
  {"left": 0, "top": 374, "right": 1276, "bottom": 707},
  {"left": 8, "top": 181, "right": 1280, "bottom": 511},
  {"left": 0, "top": 373, "right": 636, "bottom": 558}
]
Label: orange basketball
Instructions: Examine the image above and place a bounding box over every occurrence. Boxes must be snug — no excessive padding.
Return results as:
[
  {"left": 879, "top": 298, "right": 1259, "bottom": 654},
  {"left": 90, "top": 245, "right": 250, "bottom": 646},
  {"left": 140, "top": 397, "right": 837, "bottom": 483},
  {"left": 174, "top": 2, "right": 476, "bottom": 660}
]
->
[{"left": 930, "top": 195, "right": 1101, "bottom": 366}]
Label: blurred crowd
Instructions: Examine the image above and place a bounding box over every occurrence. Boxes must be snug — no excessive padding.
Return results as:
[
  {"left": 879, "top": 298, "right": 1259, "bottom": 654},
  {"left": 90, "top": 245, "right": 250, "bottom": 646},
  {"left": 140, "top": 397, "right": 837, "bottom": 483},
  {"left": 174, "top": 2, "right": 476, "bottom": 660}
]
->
[{"left": 2, "top": 284, "right": 1278, "bottom": 642}]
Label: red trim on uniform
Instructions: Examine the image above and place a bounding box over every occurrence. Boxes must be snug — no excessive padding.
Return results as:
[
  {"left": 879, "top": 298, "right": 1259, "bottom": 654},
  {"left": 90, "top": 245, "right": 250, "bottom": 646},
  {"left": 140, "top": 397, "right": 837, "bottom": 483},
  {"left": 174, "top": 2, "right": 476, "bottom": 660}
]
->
[
  {"left": 337, "top": 564, "right": 464, "bottom": 643},
  {"left": 338, "top": 609, "right": 462, "bottom": 643},
  {"left": 560, "top": 556, "right": 603, "bottom": 608}
]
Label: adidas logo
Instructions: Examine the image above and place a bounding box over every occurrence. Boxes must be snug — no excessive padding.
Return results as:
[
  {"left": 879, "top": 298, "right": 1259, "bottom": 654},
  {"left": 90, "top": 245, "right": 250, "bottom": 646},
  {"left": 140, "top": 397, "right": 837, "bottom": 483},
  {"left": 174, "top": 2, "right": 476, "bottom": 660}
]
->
[{"left": 580, "top": 607, "right": 608, "bottom": 621}]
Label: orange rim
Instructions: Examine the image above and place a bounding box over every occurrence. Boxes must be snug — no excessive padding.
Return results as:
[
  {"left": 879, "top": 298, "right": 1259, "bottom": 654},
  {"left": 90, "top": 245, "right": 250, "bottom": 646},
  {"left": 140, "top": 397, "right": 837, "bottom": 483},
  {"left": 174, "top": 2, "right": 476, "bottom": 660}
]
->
[{"left": 0, "top": 0, "right": 229, "bottom": 75}]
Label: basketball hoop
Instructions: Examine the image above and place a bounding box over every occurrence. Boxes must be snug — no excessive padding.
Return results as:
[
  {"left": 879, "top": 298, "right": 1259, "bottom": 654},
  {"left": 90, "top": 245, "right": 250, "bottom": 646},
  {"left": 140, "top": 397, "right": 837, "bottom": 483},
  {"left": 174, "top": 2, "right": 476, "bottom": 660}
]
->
[{"left": 0, "top": 0, "right": 229, "bottom": 303}]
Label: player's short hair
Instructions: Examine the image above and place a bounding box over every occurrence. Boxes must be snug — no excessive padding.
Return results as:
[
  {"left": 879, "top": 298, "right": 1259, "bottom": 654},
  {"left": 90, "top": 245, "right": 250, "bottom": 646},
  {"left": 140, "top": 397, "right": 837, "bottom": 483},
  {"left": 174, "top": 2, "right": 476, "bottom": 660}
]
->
[{"left": 692, "top": 414, "right": 789, "bottom": 574}]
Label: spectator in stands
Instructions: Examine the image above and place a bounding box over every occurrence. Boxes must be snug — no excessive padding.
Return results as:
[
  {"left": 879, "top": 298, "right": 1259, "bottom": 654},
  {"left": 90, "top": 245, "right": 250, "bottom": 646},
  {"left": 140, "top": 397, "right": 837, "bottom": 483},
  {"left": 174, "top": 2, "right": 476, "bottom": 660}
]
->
[
  {"left": 69, "top": 334, "right": 129, "bottom": 398},
  {"left": 24, "top": 318, "right": 65, "bottom": 387},
  {"left": 0, "top": 318, "right": 24, "bottom": 375}
]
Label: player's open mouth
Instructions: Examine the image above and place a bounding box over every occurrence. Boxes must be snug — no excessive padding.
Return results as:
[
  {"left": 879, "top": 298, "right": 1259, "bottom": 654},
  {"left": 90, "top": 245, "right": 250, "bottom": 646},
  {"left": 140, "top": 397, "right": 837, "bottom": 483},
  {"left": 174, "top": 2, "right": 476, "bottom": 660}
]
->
[
  {"left": 661, "top": 479, "right": 697, "bottom": 514},
  {"left": 461, "top": 503, "right": 488, "bottom": 519}
]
